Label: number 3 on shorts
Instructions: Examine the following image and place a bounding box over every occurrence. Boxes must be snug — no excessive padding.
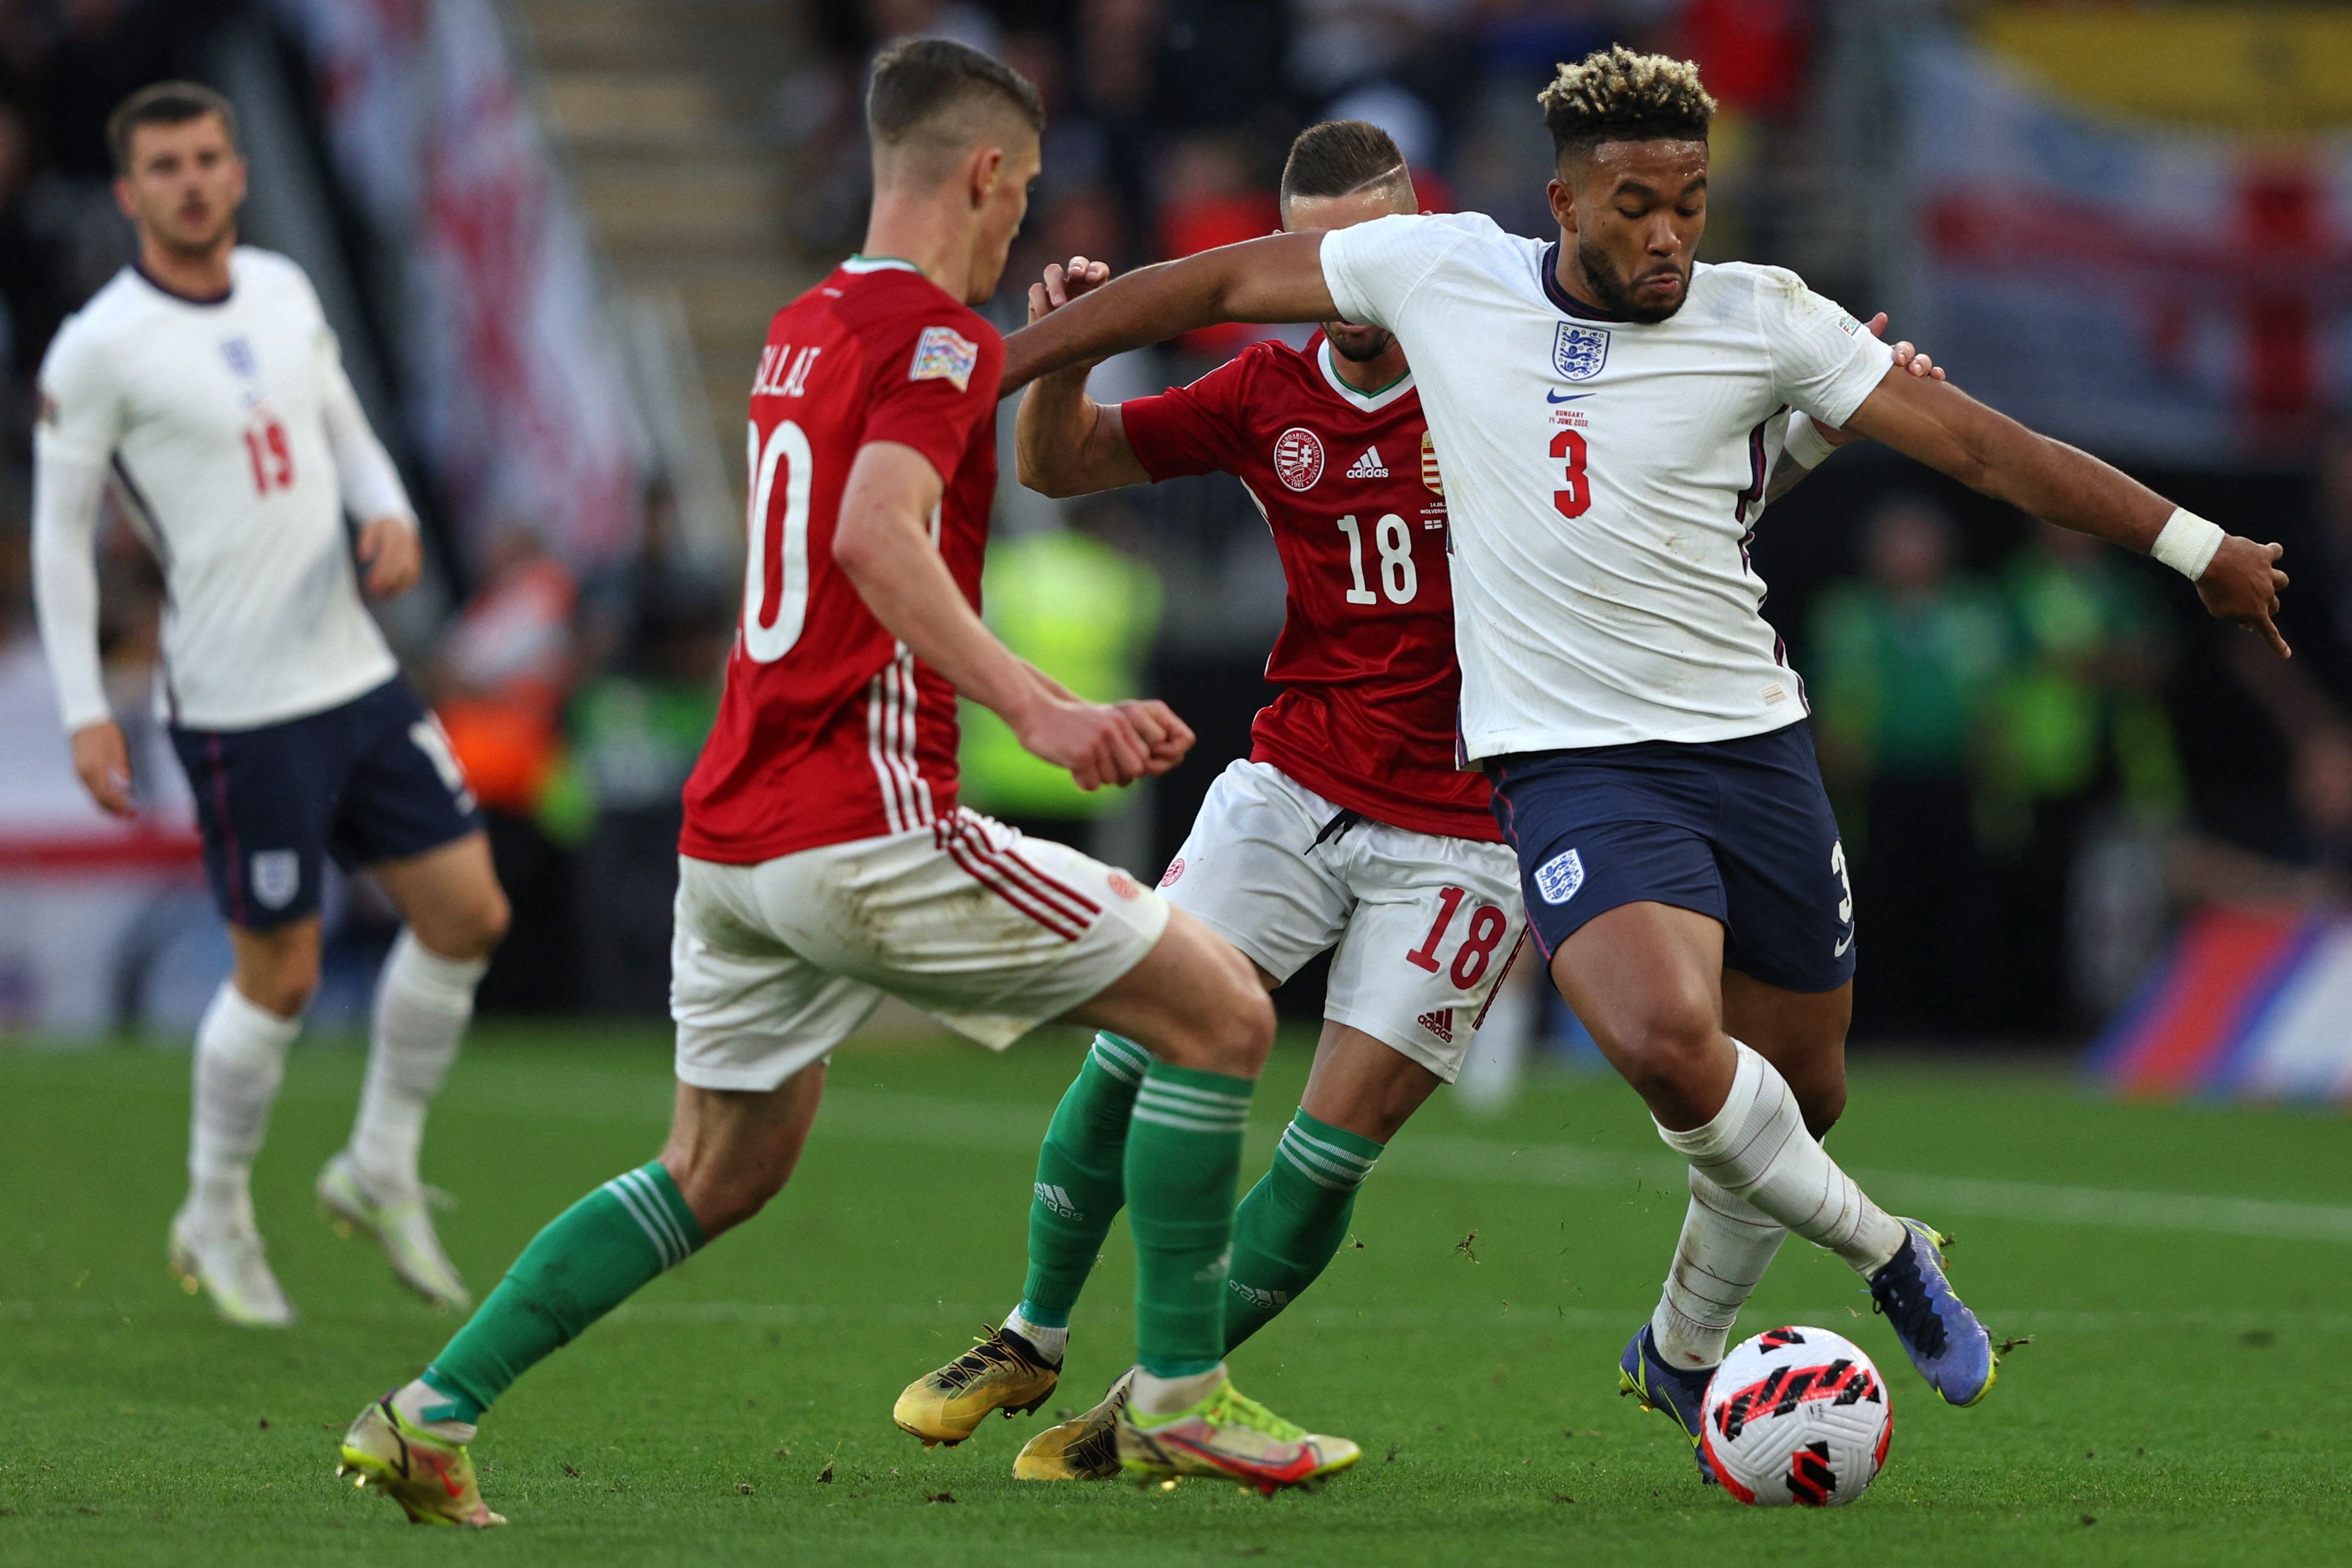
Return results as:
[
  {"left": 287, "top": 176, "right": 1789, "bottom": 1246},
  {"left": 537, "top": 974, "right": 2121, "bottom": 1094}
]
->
[{"left": 409, "top": 717, "right": 478, "bottom": 813}]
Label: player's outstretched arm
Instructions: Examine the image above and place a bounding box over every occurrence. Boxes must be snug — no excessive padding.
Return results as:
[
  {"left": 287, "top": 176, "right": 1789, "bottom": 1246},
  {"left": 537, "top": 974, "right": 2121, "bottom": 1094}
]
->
[
  {"left": 1764, "top": 315, "right": 1941, "bottom": 504},
  {"left": 1000, "top": 231, "right": 1336, "bottom": 398},
  {"left": 1840, "top": 369, "right": 2292, "bottom": 657},
  {"left": 834, "top": 440, "right": 1192, "bottom": 789},
  {"left": 1016, "top": 257, "right": 1152, "bottom": 497}
]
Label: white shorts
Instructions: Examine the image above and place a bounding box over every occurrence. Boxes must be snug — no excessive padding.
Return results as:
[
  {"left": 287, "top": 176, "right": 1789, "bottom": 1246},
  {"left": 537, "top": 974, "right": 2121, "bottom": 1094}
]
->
[
  {"left": 1156, "top": 759, "right": 1527, "bottom": 1082},
  {"left": 670, "top": 808, "right": 1171, "bottom": 1091}
]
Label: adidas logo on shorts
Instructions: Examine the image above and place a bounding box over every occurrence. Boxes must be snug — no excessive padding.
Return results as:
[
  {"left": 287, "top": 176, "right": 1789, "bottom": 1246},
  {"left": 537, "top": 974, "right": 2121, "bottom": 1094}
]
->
[
  {"left": 1345, "top": 445, "right": 1389, "bottom": 479},
  {"left": 1417, "top": 1008, "right": 1454, "bottom": 1044}
]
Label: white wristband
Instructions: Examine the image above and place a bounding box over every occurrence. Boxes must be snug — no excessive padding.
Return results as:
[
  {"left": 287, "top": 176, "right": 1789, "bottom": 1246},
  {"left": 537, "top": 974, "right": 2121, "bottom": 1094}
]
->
[
  {"left": 1781, "top": 411, "right": 1836, "bottom": 470},
  {"left": 2150, "top": 507, "right": 2225, "bottom": 581}
]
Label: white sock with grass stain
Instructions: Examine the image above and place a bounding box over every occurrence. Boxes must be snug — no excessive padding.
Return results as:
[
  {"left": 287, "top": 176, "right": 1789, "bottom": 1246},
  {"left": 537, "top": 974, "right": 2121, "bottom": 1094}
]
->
[
  {"left": 1653, "top": 1041, "right": 1903, "bottom": 1278},
  {"left": 1649, "top": 1169, "right": 1787, "bottom": 1370},
  {"left": 186, "top": 981, "right": 302, "bottom": 1231},
  {"left": 1003, "top": 1305, "right": 1067, "bottom": 1366},
  {"left": 1130, "top": 1363, "right": 1226, "bottom": 1418}
]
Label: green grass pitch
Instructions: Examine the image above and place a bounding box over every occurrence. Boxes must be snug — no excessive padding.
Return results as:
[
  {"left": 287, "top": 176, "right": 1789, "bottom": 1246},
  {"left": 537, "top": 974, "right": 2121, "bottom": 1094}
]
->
[{"left": 2, "top": 1025, "right": 2348, "bottom": 1566}]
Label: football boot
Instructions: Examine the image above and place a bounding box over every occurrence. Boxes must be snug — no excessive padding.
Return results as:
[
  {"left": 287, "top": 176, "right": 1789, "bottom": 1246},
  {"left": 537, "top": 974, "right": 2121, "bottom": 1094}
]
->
[
  {"left": 167, "top": 1205, "right": 295, "bottom": 1328},
  {"left": 335, "top": 1393, "right": 504, "bottom": 1527},
  {"left": 1116, "top": 1379, "right": 1358, "bottom": 1495},
  {"left": 893, "top": 1323, "right": 1059, "bottom": 1447},
  {"left": 316, "top": 1151, "right": 470, "bottom": 1311},
  {"left": 1015, "top": 1366, "right": 1135, "bottom": 1480},
  {"left": 1617, "top": 1324, "right": 1718, "bottom": 1484},
  {"left": 1869, "top": 1218, "right": 1997, "bottom": 1406}
]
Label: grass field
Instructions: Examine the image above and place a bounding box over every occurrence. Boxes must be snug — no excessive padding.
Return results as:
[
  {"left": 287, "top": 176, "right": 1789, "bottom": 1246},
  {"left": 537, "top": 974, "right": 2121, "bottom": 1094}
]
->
[{"left": 3, "top": 1025, "right": 2348, "bottom": 1566}]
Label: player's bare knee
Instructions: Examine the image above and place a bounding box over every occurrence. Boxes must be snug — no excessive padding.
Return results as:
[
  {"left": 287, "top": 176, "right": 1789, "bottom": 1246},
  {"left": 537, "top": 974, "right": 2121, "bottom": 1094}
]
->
[{"left": 1615, "top": 998, "right": 1721, "bottom": 1100}]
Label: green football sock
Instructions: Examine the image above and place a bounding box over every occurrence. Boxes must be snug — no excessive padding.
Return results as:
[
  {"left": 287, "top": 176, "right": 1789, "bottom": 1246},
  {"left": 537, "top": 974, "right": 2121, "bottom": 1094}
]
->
[
  {"left": 1223, "top": 1108, "right": 1384, "bottom": 1351},
  {"left": 418, "top": 1162, "right": 704, "bottom": 1422},
  {"left": 1125, "top": 1060, "right": 1254, "bottom": 1378},
  {"left": 1017, "top": 1033, "right": 1149, "bottom": 1330}
]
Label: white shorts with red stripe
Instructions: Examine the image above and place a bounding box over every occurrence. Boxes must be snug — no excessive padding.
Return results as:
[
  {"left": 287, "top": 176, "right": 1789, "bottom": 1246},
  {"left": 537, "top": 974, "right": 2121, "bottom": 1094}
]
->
[
  {"left": 1161, "top": 760, "right": 1527, "bottom": 1083},
  {"left": 669, "top": 807, "right": 1170, "bottom": 1091}
]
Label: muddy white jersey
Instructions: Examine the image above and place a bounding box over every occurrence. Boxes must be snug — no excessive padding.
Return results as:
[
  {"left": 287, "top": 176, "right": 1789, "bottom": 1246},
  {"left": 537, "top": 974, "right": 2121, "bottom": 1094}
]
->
[
  {"left": 1320, "top": 212, "right": 1894, "bottom": 756},
  {"left": 33, "top": 248, "right": 412, "bottom": 732}
]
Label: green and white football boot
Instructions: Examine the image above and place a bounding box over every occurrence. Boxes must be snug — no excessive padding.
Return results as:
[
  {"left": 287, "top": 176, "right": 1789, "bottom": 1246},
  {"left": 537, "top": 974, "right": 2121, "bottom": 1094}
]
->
[
  {"left": 167, "top": 1204, "right": 295, "bottom": 1327},
  {"left": 316, "top": 1151, "right": 470, "bottom": 1311}
]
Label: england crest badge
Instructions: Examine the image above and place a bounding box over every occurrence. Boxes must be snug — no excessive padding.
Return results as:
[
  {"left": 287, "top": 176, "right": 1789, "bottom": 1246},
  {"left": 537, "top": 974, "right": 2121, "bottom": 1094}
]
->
[
  {"left": 251, "top": 849, "right": 301, "bottom": 910},
  {"left": 1552, "top": 322, "right": 1610, "bottom": 382},
  {"left": 1533, "top": 847, "right": 1585, "bottom": 906}
]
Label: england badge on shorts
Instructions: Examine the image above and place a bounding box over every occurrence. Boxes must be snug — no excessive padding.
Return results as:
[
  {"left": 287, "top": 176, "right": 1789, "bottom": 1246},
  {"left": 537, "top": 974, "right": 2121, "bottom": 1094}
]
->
[
  {"left": 1552, "top": 322, "right": 1609, "bottom": 382},
  {"left": 1534, "top": 847, "right": 1584, "bottom": 906},
  {"left": 250, "top": 849, "right": 301, "bottom": 910}
]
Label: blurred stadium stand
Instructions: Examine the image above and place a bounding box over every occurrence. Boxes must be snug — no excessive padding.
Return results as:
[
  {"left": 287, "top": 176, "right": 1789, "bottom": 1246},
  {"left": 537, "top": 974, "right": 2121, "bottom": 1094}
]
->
[{"left": 1, "top": 1, "right": 2348, "bottom": 1085}]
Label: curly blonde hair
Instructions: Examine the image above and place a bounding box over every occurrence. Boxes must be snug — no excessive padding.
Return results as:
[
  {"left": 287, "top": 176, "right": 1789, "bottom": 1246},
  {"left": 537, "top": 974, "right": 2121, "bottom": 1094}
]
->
[{"left": 1537, "top": 46, "right": 1715, "bottom": 163}]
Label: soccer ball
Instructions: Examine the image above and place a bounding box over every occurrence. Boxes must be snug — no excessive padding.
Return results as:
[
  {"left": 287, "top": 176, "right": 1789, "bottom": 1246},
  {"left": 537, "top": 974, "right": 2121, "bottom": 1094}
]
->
[{"left": 1700, "top": 1326, "right": 1891, "bottom": 1507}]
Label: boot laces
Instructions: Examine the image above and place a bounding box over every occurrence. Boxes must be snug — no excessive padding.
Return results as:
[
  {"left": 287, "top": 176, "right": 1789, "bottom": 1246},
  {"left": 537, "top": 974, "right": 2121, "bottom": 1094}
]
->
[
  {"left": 1210, "top": 1386, "right": 1307, "bottom": 1445},
  {"left": 1869, "top": 1239, "right": 1949, "bottom": 1357},
  {"left": 935, "top": 1324, "right": 1033, "bottom": 1392}
]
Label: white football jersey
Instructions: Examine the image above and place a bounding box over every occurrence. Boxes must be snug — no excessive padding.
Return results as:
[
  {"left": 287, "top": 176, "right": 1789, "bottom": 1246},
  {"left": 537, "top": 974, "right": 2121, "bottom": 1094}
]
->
[
  {"left": 1321, "top": 212, "right": 1895, "bottom": 757},
  {"left": 33, "top": 248, "right": 412, "bottom": 732}
]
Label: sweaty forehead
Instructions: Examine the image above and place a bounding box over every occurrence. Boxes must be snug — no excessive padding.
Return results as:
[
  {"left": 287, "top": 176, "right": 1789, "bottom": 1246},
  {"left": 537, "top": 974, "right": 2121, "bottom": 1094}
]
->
[{"left": 1585, "top": 138, "right": 1708, "bottom": 190}]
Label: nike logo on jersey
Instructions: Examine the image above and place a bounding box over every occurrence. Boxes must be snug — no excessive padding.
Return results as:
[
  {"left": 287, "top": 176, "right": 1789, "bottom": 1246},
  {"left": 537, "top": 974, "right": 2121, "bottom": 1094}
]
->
[
  {"left": 1833, "top": 931, "right": 1855, "bottom": 958},
  {"left": 1545, "top": 390, "right": 1591, "bottom": 403},
  {"left": 1345, "top": 445, "right": 1390, "bottom": 479}
]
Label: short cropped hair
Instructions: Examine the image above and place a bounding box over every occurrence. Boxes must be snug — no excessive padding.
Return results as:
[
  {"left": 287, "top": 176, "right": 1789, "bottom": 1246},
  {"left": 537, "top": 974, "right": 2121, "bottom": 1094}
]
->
[
  {"left": 108, "top": 81, "right": 240, "bottom": 175},
  {"left": 867, "top": 37, "right": 1043, "bottom": 182},
  {"left": 1537, "top": 46, "right": 1715, "bottom": 165},
  {"left": 1279, "top": 119, "right": 1413, "bottom": 213}
]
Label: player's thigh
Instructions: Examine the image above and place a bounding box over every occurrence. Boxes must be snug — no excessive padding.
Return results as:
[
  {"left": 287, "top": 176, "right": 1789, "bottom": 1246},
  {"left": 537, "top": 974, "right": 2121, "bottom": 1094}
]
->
[
  {"left": 670, "top": 855, "right": 886, "bottom": 1095},
  {"left": 740, "top": 811, "right": 1172, "bottom": 1056},
  {"left": 1322, "top": 827, "right": 1527, "bottom": 1086},
  {"left": 170, "top": 710, "right": 337, "bottom": 934},
  {"left": 369, "top": 830, "right": 508, "bottom": 959},
  {"left": 1709, "top": 720, "right": 1857, "bottom": 997},
  {"left": 331, "top": 681, "right": 490, "bottom": 905},
  {"left": 1156, "top": 759, "right": 1354, "bottom": 987},
  {"left": 1068, "top": 905, "right": 1272, "bottom": 1076},
  {"left": 1298, "top": 1021, "right": 1443, "bottom": 1144}
]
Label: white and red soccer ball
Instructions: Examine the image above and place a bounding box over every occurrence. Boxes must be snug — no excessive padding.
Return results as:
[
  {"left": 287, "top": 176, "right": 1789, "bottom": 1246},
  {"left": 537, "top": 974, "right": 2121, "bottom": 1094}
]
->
[{"left": 1700, "top": 1327, "right": 1892, "bottom": 1507}]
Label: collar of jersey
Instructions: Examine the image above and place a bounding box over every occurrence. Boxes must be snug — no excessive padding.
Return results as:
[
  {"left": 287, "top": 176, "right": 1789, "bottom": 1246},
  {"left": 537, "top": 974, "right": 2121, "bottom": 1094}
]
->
[
  {"left": 841, "top": 254, "right": 923, "bottom": 274},
  {"left": 1316, "top": 338, "right": 1414, "bottom": 412},
  {"left": 1537, "top": 243, "right": 1630, "bottom": 324},
  {"left": 133, "top": 262, "right": 233, "bottom": 308}
]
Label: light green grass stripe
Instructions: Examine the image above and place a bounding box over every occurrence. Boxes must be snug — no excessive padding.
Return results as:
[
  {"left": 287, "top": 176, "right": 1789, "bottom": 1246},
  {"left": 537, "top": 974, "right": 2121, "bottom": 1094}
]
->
[{"left": 29, "top": 1058, "right": 2352, "bottom": 1244}]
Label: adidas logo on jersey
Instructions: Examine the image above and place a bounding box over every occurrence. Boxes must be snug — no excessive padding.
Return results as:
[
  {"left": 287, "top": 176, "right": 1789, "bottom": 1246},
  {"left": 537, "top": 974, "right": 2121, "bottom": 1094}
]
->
[
  {"left": 1417, "top": 1008, "right": 1454, "bottom": 1044},
  {"left": 1345, "top": 445, "right": 1390, "bottom": 479}
]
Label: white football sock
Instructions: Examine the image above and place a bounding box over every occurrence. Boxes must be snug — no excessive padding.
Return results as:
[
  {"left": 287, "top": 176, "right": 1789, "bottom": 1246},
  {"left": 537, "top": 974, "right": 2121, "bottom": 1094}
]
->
[
  {"left": 187, "top": 981, "right": 302, "bottom": 1230},
  {"left": 1131, "top": 1363, "right": 1226, "bottom": 1417},
  {"left": 348, "top": 930, "right": 485, "bottom": 1197},
  {"left": 1654, "top": 1041, "right": 1904, "bottom": 1278},
  {"left": 391, "top": 1377, "right": 477, "bottom": 1444},
  {"left": 1649, "top": 1169, "right": 1787, "bottom": 1370},
  {"left": 1003, "top": 1306, "right": 1067, "bottom": 1365}
]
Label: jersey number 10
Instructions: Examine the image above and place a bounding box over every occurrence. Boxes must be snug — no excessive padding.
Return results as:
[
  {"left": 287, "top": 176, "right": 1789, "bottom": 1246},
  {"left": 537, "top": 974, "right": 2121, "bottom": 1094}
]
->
[{"left": 744, "top": 418, "right": 813, "bottom": 662}]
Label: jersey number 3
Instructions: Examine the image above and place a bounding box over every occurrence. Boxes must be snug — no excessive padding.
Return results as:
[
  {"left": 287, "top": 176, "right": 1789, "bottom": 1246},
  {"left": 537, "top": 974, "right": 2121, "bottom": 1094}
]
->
[
  {"left": 1551, "top": 428, "right": 1589, "bottom": 519},
  {"left": 743, "top": 418, "right": 813, "bottom": 662}
]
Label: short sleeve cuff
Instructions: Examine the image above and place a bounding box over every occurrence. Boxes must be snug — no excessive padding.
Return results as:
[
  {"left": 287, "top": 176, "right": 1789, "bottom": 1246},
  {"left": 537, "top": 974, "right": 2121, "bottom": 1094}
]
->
[
  {"left": 1319, "top": 230, "right": 1374, "bottom": 331},
  {"left": 1812, "top": 334, "right": 1897, "bottom": 429}
]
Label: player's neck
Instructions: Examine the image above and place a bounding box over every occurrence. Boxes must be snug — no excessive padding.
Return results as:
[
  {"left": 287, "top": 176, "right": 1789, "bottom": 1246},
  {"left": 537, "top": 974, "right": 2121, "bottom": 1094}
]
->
[
  {"left": 858, "top": 197, "right": 976, "bottom": 305},
  {"left": 1330, "top": 341, "right": 1408, "bottom": 395},
  {"left": 1550, "top": 238, "right": 1623, "bottom": 321},
  {"left": 137, "top": 229, "right": 235, "bottom": 302}
]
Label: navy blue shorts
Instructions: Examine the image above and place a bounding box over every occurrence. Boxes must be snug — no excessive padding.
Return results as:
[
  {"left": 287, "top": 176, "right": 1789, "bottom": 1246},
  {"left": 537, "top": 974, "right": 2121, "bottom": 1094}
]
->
[
  {"left": 170, "top": 679, "right": 482, "bottom": 930},
  {"left": 1487, "top": 719, "right": 1856, "bottom": 994}
]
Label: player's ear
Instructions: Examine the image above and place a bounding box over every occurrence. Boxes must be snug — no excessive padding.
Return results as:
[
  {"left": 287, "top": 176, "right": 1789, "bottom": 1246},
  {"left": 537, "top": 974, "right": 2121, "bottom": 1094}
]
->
[
  {"left": 112, "top": 174, "right": 136, "bottom": 221},
  {"left": 968, "top": 144, "right": 1005, "bottom": 212},
  {"left": 1547, "top": 175, "right": 1579, "bottom": 238}
]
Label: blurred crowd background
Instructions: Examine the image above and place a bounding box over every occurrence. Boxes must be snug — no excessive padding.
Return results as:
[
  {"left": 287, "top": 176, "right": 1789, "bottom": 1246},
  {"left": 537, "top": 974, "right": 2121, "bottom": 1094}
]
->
[{"left": 2, "top": 0, "right": 2350, "bottom": 1066}]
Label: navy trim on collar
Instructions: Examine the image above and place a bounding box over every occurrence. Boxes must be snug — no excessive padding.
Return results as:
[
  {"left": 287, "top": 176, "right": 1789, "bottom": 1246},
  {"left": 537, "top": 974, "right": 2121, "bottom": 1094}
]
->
[
  {"left": 1539, "top": 243, "right": 1627, "bottom": 322},
  {"left": 134, "top": 264, "right": 233, "bottom": 306}
]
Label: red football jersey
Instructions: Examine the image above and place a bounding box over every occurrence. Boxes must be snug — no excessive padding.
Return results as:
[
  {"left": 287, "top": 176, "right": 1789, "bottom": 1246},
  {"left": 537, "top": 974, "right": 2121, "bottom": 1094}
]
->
[
  {"left": 680, "top": 258, "right": 1003, "bottom": 863},
  {"left": 1120, "top": 334, "right": 1496, "bottom": 841}
]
